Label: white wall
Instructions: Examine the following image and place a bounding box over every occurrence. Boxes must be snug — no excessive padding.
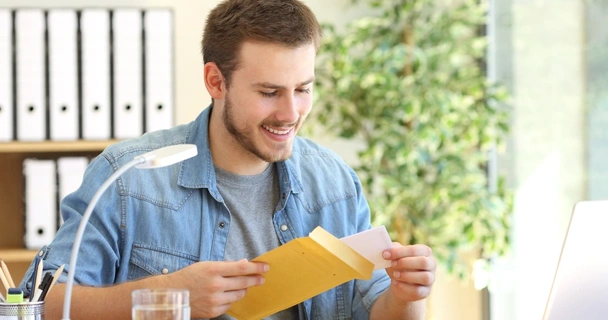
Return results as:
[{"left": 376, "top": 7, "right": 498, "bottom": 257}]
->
[
  {"left": 490, "top": 1, "right": 588, "bottom": 319},
  {"left": 512, "top": 1, "right": 586, "bottom": 318}
]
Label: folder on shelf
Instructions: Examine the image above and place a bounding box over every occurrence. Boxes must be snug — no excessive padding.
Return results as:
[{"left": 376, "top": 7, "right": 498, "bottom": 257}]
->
[
  {"left": 113, "top": 9, "right": 143, "bottom": 139},
  {"left": 144, "top": 9, "right": 174, "bottom": 133},
  {"left": 15, "top": 9, "right": 46, "bottom": 141},
  {"left": 56, "top": 157, "right": 89, "bottom": 226},
  {"left": 0, "top": 9, "right": 12, "bottom": 142},
  {"left": 48, "top": 9, "right": 79, "bottom": 141},
  {"left": 23, "top": 159, "right": 57, "bottom": 250},
  {"left": 81, "top": 9, "right": 111, "bottom": 140}
]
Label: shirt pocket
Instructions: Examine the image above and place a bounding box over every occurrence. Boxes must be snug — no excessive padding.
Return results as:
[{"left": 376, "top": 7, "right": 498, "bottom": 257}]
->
[{"left": 128, "top": 243, "right": 198, "bottom": 281}]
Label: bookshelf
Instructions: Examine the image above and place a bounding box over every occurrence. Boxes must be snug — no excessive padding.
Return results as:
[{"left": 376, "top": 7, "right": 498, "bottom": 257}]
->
[
  {"left": 0, "top": 140, "right": 117, "bottom": 285},
  {"left": 0, "top": 141, "right": 118, "bottom": 153}
]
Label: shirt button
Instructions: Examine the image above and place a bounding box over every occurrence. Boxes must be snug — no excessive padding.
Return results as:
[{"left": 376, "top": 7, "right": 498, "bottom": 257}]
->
[
  {"left": 219, "top": 222, "right": 226, "bottom": 228},
  {"left": 38, "top": 250, "right": 44, "bottom": 257},
  {"left": 161, "top": 268, "right": 169, "bottom": 275},
  {"left": 280, "top": 225, "right": 288, "bottom": 231}
]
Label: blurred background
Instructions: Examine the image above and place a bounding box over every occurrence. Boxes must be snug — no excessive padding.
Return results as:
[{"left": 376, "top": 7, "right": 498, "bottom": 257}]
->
[{"left": 1, "top": 0, "right": 606, "bottom": 319}]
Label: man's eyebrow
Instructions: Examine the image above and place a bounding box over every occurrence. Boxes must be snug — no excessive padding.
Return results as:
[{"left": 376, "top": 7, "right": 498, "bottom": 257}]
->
[{"left": 253, "top": 77, "right": 316, "bottom": 89}]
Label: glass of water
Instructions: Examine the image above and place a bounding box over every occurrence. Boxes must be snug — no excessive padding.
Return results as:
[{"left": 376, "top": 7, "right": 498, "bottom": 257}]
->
[{"left": 132, "top": 288, "right": 190, "bottom": 320}]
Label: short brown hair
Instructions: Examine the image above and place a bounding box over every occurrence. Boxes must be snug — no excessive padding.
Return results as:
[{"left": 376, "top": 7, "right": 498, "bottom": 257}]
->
[{"left": 202, "top": 0, "right": 322, "bottom": 85}]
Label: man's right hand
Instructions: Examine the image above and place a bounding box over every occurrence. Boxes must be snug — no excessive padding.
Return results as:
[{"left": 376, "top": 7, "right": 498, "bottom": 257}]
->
[{"left": 169, "top": 259, "right": 269, "bottom": 318}]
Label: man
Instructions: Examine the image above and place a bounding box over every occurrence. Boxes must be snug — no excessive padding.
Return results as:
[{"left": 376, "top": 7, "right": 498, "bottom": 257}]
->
[{"left": 20, "top": 0, "right": 436, "bottom": 319}]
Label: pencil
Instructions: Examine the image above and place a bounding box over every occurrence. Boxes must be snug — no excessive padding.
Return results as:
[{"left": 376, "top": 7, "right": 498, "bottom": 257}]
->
[
  {"left": 0, "top": 259, "right": 15, "bottom": 288},
  {"left": 0, "top": 267, "right": 9, "bottom": 294},
  {"left": 46, "top": 264, "right": 65, "bottom": 296},
  {"left": 32, "top": 260, "right": 43, "bottom": 301}
]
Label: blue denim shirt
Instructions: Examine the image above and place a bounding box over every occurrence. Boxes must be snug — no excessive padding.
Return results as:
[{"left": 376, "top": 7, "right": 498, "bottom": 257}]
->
[{"left": 20, "top": 106, "right": 390, "bottom": 319}]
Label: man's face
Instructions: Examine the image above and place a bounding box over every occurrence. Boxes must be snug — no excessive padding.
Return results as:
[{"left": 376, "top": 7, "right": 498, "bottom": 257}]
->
[{"left": 219, "top": 41, "right": 316, "bottom": 163}]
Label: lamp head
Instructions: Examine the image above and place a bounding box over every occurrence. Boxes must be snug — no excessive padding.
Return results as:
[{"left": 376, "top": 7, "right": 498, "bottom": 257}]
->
[{"left": 135, "top": 144, "right": 198, "bottom": 169}]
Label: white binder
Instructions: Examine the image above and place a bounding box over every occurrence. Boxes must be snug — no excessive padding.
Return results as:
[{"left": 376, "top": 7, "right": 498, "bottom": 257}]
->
[
  {"left": 0, "top": 9, "right": 12, "bottom": 141},
  {"left": 48, "top": 9, "right": 79, "bottom": 141},
  {"left": 81, "top": 9, "right": 111, "bottom": 140},
  {"left": 113, "top": 9, "right": 143, "bottom": 139},
  {"left": 144, "top": 9, "right": 174, "bottom": 133},
  {"left": 16, "top": 9, "right": 46, "bottom": 141},
  {"left": 23, "top": 158, "right": 57, "bottom": 249},
  {"left": 57, "top": 157, "right": 89, "bottom": 226}
]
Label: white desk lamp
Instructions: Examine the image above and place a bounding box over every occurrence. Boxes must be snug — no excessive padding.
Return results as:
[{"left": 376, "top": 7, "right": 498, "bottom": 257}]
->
[{"left": 61, "top": 144, "right": 198, "bottom": 320}]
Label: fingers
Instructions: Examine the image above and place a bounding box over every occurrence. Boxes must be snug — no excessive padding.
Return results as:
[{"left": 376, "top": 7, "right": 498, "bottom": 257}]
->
[
  {"left": 381, "top": 243, "right": 437, "bottom": 303},
  {"left": 202, "top": 260, "right": 268, "bottom": 294},
  {"left": 391, "top": 280, "right": 433, "bottom": 300},
  {"left": 390, "top": 256, "right": 437, "bottom": 271},
  {"left": 186, "top": 260, "right": 267, "bottom": 319},
  {"left": 221, "top": 274, "right": 266, "bottom": 291},
  {"left": 384, "top": 243, "right": 433, "bottom": 259},
  {"left": 207, "top": 288, "right": 248, "bottom": 307},
  {"left": 391, "top": 270, "right": 435, "bottom": 286},
  {"left": 215, "top": 259, "right": 269, "bottom": 277}
]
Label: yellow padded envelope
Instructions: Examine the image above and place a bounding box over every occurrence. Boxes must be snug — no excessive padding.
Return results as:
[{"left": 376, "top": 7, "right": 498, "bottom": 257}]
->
[{"left": 226, "top": 226, "right": 375, "bottom": 320}]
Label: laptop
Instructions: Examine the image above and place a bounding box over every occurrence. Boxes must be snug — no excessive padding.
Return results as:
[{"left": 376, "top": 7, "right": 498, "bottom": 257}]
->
[{"left": 543, "top": 201, "right": 608, "bottom": 320}]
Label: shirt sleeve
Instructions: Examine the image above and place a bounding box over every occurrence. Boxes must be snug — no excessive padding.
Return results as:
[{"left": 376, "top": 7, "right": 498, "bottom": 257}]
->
[
  {"left": 352, "top": 270, "right": 391, "bottom": 318},
  {"left": 347, "top": 166, "right": 392, "bottom": 317}
]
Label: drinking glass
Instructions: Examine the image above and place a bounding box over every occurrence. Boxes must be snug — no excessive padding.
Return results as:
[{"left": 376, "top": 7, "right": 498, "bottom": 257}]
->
[{"left": 131, "top": 289, "right": 190, "bottom": 320}]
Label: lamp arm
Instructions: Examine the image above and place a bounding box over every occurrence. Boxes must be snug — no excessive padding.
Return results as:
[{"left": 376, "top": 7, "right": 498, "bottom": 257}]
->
[{"left": 62, "top": 157, "right": 145, "bottom": 320}]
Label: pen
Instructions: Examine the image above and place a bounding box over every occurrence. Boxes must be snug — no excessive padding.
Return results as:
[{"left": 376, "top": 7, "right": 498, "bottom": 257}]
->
[
  {"left": 32, "top": 272, "right": 52, "bottom": 302},
  {"left": 38, "top": 273, "right": 54, "bottom": 302},
  {"left": 0, "top": 259, "right": 15, "bottom": 288},
  {"left": 29, "top": 258, "right": 40, "bottom": 301},
  {"left": 0, "top": 290, "right": 5, "bottom": 303}
]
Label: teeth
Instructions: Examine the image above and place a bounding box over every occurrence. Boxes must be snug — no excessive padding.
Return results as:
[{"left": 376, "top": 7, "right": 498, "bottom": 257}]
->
[{"left": 263, "top": 125, "right": 291, "bottom": 135}]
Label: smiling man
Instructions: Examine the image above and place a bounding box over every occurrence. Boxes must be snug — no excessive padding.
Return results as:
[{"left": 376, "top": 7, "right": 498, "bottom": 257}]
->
[
  {"left": 207, "top": 42, "right": 315, "bottom": 174},
  {"left": 19, "top": 1, "right": 436, "bottom": 319}
]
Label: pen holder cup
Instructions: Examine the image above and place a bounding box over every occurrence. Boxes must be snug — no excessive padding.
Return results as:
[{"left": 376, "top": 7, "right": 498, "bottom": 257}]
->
[{"left": 0, "top": 302, "right": 44, "bottom": 320}]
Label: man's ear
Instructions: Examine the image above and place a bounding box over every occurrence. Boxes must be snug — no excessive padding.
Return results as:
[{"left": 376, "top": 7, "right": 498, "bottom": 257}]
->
[{"left": 204, "top": 62, "right": 226, "bottom": 99}]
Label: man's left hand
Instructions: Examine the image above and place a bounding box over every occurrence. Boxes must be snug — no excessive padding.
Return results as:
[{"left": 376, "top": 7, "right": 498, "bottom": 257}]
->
[{"left": 382, "top": 243, "right": 437, "bottom": 303}]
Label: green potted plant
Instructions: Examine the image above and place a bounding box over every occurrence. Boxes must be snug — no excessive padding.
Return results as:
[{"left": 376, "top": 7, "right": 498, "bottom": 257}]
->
[{"left": 311, "top": 0, "right": 513, "bottom": 281}]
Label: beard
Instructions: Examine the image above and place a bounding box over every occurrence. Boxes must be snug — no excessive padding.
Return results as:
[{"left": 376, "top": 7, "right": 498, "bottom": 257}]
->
[{"left": 222, "top": 95, "right": 299, "bottom": 163}]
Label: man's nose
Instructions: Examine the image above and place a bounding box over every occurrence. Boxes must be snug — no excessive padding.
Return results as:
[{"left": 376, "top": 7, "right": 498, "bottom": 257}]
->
[{"left": 275, "top": 93, "right": 299, "bottom": 124}]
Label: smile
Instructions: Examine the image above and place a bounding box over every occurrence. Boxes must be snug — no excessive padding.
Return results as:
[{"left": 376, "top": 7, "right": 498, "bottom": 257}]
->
[{"left": 262, "top": 125, "right": 292, "bottom": 135}]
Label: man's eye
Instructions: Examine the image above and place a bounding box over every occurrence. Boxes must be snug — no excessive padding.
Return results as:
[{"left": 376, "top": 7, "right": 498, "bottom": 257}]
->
[
  {"left": 297, "top": 88, "right": 311, "bottom": 94},
  {"left": 261, "top": 91, "right": 277, "bottom": 98}
]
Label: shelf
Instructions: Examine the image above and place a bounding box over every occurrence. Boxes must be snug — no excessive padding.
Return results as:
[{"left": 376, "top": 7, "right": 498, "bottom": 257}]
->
[
  {"left": 0, "top": 249, "right": 38, "bottom": 263},
  {"left": 0, "top": 140, "right": 119, "bottom": 153}
]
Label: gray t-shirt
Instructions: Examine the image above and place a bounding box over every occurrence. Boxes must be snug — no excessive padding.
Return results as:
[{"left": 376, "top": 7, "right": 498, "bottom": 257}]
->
[{"left": 213, "top": 164, "right": 300, "bottom": 320}]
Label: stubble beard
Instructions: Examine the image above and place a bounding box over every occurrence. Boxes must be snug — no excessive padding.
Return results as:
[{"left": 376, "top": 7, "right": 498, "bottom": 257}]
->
[{"left": 223, "top": 95, "right": 297, "bottom": 163}]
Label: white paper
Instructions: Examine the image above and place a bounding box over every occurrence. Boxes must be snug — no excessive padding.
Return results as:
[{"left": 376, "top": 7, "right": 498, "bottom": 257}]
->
[{"left": 340, "top": 225, "right": 393, "bottom": 270}]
